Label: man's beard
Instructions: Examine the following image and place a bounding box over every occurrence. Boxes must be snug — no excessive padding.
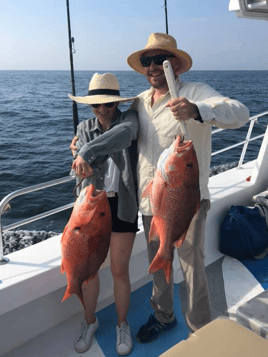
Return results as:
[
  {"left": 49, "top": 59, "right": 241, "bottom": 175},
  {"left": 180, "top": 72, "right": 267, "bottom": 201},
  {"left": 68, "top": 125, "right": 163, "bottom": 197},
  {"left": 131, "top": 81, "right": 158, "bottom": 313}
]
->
[{"left": 147, "top": 72, "right": 167, "bottom": 89}]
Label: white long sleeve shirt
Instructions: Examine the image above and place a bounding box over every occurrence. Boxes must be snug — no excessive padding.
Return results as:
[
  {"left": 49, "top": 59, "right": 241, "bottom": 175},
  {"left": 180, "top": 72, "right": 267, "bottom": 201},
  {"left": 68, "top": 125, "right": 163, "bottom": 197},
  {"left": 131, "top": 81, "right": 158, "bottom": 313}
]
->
[{"left": 133, "top": 77, "right": 250, "bottom": 215}]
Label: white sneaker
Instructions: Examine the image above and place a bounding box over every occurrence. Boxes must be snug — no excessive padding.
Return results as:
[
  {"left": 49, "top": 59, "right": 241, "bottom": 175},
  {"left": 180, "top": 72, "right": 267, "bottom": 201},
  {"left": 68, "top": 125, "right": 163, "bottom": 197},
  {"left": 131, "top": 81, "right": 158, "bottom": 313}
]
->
[
  {"left": 116, "top": 321, "right": 133, "bottom": 356},
  {"left": 75, "top": 318, "right": 99, "bottom": 353}
]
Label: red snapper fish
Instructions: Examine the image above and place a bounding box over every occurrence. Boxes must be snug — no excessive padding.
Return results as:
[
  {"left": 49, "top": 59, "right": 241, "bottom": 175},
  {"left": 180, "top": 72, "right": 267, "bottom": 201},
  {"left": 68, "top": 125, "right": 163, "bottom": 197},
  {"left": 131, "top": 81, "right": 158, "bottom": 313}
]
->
[
  {"left": 61, "top": 184, "right": 112, "bottom": 304},
  {"left": 143, "top": 135, "right": 200, "bottom": 283}
]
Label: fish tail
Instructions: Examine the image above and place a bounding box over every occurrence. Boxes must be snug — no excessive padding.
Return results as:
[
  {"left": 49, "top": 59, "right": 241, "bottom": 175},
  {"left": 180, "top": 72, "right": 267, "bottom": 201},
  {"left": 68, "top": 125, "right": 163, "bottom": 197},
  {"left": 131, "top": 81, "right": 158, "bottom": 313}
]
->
[{"left": 148, "top": 254, "right": 172, "bottom": 284}]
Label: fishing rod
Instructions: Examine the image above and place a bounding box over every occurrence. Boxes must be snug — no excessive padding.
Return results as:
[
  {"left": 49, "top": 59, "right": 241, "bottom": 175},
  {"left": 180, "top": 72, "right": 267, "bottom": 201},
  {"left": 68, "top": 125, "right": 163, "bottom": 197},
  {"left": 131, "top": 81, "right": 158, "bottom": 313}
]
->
[
  {"left": 163, "top": 0, "right": 169, "bottom": 34},
  {"left": 66, "top": 0, "right": 79, "bottom": 134}
]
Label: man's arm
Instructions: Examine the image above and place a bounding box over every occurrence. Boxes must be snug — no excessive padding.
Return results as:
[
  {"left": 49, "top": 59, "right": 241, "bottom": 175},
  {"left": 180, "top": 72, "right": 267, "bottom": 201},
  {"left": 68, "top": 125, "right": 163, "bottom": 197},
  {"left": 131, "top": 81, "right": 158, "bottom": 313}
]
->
[{"left": 166, "top": 83, "right": 249, "bottom": 129}]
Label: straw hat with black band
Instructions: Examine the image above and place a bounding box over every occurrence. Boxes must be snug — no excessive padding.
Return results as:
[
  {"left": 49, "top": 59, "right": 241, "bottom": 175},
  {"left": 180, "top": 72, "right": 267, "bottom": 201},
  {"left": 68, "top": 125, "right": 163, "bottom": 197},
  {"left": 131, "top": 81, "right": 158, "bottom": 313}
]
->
[
  {"left": 68, "top": 73, "right": 137, "bottom": 105},
  {"left": 127, "top": 33, "right": 192, "bottom": 76}
]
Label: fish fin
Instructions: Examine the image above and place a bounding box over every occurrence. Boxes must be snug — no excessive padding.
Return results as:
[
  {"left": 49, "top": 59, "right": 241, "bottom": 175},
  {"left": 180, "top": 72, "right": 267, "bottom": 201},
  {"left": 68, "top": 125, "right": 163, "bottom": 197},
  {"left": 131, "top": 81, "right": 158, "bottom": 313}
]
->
[
  {"left": 61, "top": 286, "right": 84, "bottom": 305},
  {"left": 84, "top": 272, "right": 98, "bottom": 285},
  {"left": 148, "top": 254, "right": 172, "bottom": 284},
  {"left": 60, "top": 226, "right": 68, "bottom": 242},
  {"left": 61, "top": 288, "right": 71, "bottom": 302},
  {"left": 173, "top": 232, "right": 187, "bottom": 248},
  {"left": 60, "top": 262, "right": 65, "bottom": 274},
  {"left": 148, "top": 219, "right": 159, "bottom": 243},
  {"left": 142, "top": 180, "right": 153, "bottom": 198}
]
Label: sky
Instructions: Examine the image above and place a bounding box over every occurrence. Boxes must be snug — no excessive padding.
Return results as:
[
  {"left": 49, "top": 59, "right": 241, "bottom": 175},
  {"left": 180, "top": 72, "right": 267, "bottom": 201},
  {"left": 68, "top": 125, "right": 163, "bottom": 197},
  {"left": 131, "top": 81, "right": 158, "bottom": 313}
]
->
[{"left": 1, "top": 0, "right": 268, "bottom": 71}]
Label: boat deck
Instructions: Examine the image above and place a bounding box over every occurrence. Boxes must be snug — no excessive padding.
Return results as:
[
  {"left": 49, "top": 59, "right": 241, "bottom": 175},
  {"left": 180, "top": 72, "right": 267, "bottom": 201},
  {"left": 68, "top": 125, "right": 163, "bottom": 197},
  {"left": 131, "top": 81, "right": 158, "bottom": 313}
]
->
[{"left": 3, "top": 254, "right": 267, "bottom": 357}]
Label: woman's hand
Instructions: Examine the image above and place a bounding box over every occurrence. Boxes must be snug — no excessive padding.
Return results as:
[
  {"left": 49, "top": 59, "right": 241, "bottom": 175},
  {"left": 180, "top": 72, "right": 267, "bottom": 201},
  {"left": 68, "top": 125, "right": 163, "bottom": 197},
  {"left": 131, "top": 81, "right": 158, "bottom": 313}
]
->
[{"left": 72, "top": 156, "right": 93, "bottom": 177}]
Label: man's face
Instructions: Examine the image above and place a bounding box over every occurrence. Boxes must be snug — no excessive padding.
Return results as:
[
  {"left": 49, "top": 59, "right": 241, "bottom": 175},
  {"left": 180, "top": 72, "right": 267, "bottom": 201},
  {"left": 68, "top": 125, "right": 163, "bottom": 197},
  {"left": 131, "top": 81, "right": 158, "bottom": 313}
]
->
[{"left": 142, "top": 50, "right": 179, "bottom": 90}]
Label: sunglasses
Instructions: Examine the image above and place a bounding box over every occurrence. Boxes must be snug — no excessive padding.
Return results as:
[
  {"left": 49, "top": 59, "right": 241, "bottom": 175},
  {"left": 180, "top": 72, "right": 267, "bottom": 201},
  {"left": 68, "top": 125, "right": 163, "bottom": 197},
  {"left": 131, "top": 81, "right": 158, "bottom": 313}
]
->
[
  {"left": 91, "top": 102, "right": 115, "bottom": 108},
  {"left": 140, "top": 54, "right": 175, "bottom": 67}
]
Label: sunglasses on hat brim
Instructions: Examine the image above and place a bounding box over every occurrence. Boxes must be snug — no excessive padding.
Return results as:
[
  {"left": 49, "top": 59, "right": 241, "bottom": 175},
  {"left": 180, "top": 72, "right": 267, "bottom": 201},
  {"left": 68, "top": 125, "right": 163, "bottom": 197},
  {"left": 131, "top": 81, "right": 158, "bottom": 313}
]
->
[
  {"left": 91, "top": 102, "right": 115, "bottom": 108},
  {"left": 140, "top": 54, "right": 175, "bottom": 67}
]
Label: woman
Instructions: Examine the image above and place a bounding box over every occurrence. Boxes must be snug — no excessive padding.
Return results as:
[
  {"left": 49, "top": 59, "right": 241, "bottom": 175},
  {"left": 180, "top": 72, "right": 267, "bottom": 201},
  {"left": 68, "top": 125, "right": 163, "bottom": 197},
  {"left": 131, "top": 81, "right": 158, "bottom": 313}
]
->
[{"left": 69, "top": 73, "right": 139, "bottom": 356}]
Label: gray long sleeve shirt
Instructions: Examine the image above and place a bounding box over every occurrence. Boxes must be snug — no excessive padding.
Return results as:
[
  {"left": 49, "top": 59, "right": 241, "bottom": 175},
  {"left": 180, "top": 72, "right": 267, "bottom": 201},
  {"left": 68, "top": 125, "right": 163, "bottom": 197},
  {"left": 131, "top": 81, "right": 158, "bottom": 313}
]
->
[{"left": 73, "top": 108, "right": 139, "bottom": 223}]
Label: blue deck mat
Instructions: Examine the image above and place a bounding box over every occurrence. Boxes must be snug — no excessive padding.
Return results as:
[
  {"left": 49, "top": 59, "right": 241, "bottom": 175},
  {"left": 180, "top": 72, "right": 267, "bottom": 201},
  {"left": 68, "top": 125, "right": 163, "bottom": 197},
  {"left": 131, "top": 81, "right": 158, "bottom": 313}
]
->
[
  {"left": 240, "top": 254, "right": 268, "bottom": 290},
  {"left": 96, "top": 280, "right": 188, "bottom": 357}
]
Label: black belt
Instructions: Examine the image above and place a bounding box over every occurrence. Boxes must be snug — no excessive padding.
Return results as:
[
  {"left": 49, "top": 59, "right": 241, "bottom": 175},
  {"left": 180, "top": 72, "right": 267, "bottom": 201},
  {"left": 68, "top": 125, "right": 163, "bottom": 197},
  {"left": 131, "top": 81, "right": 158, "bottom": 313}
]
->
[{"left": 106, "top": 191, "right": 118, "bottom": 197}]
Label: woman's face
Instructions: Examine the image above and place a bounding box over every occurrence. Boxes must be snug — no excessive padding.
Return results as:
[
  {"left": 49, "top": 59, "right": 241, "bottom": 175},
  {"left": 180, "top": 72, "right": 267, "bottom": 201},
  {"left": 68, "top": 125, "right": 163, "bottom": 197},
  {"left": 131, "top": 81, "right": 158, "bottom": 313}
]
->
[{"left": 91, "top": 102, "right": 117, "bottom": 123}]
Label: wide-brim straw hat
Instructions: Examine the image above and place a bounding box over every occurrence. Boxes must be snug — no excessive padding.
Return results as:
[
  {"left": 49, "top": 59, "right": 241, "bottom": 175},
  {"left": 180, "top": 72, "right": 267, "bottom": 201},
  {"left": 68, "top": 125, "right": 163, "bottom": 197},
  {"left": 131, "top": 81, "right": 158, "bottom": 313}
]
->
[
  {"left": 127, "top": 33, "right": 192, "bottom": 75},
  {"left": 68, "top": 73, "right": 137, "bottom": 105}
]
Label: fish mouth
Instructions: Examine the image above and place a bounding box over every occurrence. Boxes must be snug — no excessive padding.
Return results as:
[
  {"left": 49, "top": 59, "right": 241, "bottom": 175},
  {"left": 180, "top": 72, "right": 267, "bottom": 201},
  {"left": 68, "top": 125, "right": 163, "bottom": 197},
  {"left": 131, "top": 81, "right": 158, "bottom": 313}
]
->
[
  {"left": 92, "top": 186, "right": 103, "bottom": 197},
  {"left": 175, "top": 136, "right": 193, "bottom": 152},
  {"left": 91, "top": 186, "right": 107, "bottom": 200},
  {"left": 77, "top": 185, "right": 107, "bottom": 204}
]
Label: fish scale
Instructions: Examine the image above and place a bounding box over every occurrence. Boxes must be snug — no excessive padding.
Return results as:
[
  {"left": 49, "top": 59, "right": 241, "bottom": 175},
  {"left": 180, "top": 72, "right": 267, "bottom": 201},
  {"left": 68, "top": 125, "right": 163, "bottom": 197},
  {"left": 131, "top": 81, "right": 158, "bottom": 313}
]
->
[
  {"left": 143, "top": 135, "right": 200, "bottom": 283},
  {"left": 60, "top": 184, "right": 112, "bottom": 304}
]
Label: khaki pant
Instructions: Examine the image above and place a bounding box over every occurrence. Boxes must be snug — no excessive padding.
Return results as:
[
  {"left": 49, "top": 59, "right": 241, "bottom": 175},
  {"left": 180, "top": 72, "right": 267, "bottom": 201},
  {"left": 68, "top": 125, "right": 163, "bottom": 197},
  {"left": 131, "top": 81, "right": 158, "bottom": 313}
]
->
[{"left": 142, "top": 199, "right": 211, "bottom": 332}]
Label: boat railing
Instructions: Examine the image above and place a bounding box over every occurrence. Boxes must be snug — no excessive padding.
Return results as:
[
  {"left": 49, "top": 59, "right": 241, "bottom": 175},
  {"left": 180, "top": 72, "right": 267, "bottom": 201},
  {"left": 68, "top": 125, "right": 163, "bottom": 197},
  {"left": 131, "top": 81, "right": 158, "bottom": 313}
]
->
[
  {"left": 211, "top": 110, "right": 268, "bottom": 167},
  {"left": 1, "top": 110, "right": 268, "bottom": 264},
  {"left": 0, "top": 175, "right": 76, "bottom": 263}
]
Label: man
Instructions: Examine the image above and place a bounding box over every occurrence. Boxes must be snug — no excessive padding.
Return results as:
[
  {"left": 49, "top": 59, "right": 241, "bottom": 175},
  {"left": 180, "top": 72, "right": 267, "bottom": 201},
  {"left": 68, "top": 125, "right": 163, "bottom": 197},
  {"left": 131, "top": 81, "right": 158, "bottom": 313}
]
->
[
  {"left": 126, "top": 32, "right": 249, "bottom": 343},
  {"left": 70, "top": 32, "right": 249, "bottom": 343}
]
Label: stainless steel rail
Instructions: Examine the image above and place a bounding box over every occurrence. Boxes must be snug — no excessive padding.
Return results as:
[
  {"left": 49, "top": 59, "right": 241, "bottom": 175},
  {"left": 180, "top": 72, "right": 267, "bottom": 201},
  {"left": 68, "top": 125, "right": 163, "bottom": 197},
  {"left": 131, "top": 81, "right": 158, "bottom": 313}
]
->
[
  {"left": 1, "top": 110, "right": 268, "bottom": 264},
  {"left": 211, "top": 110, "right": 268, "bottom": 168},
  {"left": 0, "top": 176, "right": 76, "bottom": 263}
]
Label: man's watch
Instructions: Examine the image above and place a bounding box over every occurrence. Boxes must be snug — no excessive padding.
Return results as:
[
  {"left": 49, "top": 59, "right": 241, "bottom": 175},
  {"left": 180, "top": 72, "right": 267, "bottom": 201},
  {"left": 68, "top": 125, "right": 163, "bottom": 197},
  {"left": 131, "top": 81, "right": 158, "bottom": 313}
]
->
[{"left": 194, "top": 108, "right": 203, "bottom": 123}]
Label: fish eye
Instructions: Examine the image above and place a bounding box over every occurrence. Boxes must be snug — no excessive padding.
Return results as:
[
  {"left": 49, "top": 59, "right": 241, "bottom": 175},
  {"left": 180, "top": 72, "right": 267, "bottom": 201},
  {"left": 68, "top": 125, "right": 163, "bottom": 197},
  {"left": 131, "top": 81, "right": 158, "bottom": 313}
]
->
[{"left": 100, "top": 212, "right": 105, "bottom": 217}]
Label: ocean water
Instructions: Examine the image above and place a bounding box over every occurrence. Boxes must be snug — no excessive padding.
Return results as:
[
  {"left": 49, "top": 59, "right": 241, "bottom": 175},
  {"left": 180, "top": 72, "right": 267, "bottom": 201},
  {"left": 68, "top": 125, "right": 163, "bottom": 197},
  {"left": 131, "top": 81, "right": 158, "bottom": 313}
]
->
[{"left": 0, "top": 70, "right": 268, "bottom": 232}]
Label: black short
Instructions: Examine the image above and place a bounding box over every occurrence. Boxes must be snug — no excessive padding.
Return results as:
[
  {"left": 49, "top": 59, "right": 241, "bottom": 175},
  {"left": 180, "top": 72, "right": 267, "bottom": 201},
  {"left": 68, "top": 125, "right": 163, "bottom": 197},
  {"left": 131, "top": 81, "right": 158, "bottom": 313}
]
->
[{"left": 108, "top": 196, "right": 139, "bottom": 233}]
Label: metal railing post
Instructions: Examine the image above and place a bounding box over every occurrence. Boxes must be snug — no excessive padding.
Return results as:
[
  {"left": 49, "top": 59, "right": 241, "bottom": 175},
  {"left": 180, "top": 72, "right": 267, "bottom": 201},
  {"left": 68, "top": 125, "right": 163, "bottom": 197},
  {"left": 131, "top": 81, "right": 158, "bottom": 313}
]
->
[{"left": 238, "top": 118, "right": 257, "bottom": 168}]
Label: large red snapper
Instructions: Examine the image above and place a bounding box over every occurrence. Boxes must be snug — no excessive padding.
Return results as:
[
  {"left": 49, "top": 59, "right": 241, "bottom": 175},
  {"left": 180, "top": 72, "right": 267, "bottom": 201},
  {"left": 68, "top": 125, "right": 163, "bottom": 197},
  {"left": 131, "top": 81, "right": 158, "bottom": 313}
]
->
[
  {"left": 61, "top": 184, "right": 112, "bottom": 304},
  {"left": 143, "top": 136, "right": 200, "bottom": 283}
]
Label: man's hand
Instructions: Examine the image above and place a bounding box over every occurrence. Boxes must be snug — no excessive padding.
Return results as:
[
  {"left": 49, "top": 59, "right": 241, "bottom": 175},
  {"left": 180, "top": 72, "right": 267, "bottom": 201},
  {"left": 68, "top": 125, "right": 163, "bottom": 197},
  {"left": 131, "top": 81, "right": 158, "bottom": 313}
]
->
[
  {"left": 166, "top": 97, "right": 200, "bottom": 121},
  {"left": 70, "top": 136, "right": 79, "bottom": 156},
  {"left": 72, "top": 156, "right": 93, "bottom": 178}
]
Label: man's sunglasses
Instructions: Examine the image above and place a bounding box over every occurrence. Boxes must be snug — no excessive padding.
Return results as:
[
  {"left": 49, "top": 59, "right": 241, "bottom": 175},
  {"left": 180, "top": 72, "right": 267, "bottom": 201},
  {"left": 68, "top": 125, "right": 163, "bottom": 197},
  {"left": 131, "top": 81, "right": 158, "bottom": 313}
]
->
[
  {"left": 91, "top": 102, "right": 115, "bottom": 108},
  {"left": 140, "top": 54, "right": 175, "bottom": 68}
]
